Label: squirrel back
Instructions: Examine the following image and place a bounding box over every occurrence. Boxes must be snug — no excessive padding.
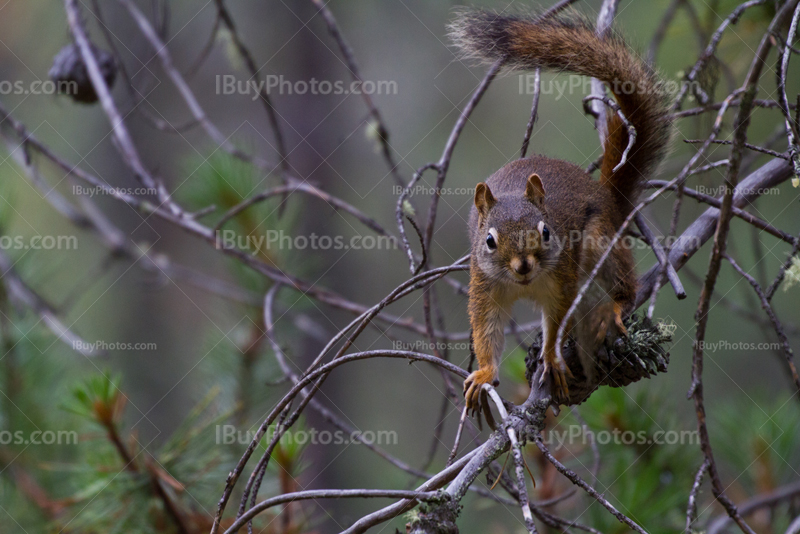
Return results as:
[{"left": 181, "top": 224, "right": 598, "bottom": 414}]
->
[{"left": 450, "top": 10, "right": 672, "bottom": 219}]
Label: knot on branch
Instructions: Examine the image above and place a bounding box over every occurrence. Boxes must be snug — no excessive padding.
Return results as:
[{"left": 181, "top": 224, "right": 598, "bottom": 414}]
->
[
  {"left": 525, "top": 315, "right": 673, "bottom": 406},
  {"left": 404, "top": 495, "right": 461, "bottom": 534},
  {"left": 521, "top": 399, "right": 551, "bottom": 440}
]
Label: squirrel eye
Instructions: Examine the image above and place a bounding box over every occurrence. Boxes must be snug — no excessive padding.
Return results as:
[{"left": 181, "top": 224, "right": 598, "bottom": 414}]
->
[
  {"left": 541, "top": 225, "right": 550, "bottom": 242},
  {"left": 486, "top": 233, "right": 497, "bottom": 250}
]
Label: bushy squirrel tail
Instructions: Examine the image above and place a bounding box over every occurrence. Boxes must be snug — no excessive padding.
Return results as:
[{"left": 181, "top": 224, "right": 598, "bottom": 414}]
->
[{"left": 450, "top": 10, "right": 672, "bottom": 217}]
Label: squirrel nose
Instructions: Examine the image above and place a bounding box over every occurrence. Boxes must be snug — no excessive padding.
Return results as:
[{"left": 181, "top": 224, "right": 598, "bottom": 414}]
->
[{"left": 514, "top": 259, "right": 532, "bottom": 275}]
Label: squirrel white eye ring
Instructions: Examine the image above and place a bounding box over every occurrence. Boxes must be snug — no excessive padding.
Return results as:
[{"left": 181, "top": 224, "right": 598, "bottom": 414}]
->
[
  {"left": 538, "top": 221, "right": 550, "bottom": 242},
  {"left": 486, "top": 228, "right": 498, "bottom": 251}
]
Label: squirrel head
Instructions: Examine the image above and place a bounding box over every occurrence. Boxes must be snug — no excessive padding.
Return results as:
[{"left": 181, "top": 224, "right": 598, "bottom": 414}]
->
[{"left": 472, "top": 173, "right": 559, "bottom": 286}]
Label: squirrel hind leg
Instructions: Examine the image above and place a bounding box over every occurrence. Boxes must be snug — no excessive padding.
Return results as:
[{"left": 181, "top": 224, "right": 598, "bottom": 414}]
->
[{"left": 574, "top": 298, "right": 619, "bottom": 382}]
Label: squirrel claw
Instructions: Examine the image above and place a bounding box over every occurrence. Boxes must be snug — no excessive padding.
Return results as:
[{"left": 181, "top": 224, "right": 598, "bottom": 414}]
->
[{"left": 463, "top": 369, "right": 496, "bottom": 416}]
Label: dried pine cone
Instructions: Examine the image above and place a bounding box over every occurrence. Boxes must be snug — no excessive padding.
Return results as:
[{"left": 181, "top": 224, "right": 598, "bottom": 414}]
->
[
  {"left": 49, "top": 44, "right": 117, "bottom": 104},
  {"left": 525, "top": 315, "right": 673, "bottom": 405}
]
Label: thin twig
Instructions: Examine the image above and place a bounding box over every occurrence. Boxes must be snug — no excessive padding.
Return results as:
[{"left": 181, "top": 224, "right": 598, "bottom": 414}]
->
[
  {"left": 634, "top": 213, "right": 687, "bottom": 300},
  {"left": 310, "top": 0, "right": 403, "bottom": 187},
  {"left": 541, "top": 0, "right": 582, "bottom": 18},
  {"left": 534, "top": 438, "right": 648, "bottom": 534},
  {"left": 584, "top": 95, "right": 637, "bottom": 172},
  {"left": 724, "top": 253, "right": 800, "bottom": 393},
  {"left": 647, "top": 180, "right": 796, "bottom": 244},
  {"left": 520, "top": 68, "right": 542, "bottom": 158},
  {"left": 671, "top": 98, "right": 797, "bottom": 119},
  {"left": 447, "top": 407, "right": 469, "bottom": 467},
  {"left": 686, "top": 458, "right": 710, "bottom": 532},
  {"left": 423, "top": 60, "right": 502, "bottom": 265},
  {"left": 672, "top": 0, "right": 767, "bottom": 110},
  {"left": 213, "top": 182, "right": 393, "bottom": 238},
  {"left": 0, "top": 250, "right": 100, "bottom": 358},
  {"left": 776, "top": 3, "right": 800, "bottom": 178},
  {"left": 396, "top": 163, "right": 436, "bottom": 272},
  {"left": 212, "top": 0, "right": 289, "bottom": 173},
  {"left": 683, "top": 138, "right": 789, "bottom": 160},
  {"left": 765, "top": 230, "right": 800, "bottom": 300},
  {"left": 686, "top": 4, "right": 799, "bottom": 530},
  {"left": 707, "top": 480, "right": 800, "bottom": 534},
  {"left": 225, "top": 489, "right": 442, "bottom": 534},
  {"left": 484, "top": 386, "right": 537, "bottom": 534}
]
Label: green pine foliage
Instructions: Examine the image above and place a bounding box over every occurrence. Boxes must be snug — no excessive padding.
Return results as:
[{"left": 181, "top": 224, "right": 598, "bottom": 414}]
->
[
  {"left": 548, "top": 388, "right": 702, "bottom": 533},
  {"left": 0, "top": 154, "right": 312, "bottom": 533}
]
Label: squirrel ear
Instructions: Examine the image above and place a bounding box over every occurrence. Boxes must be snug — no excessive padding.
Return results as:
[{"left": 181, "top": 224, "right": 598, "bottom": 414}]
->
[
  {"left": 525, "top": 173, "right": 545, "bottom": 209},
  {"left": 474, "top": 182, "right": 497, "bottom": 217}
]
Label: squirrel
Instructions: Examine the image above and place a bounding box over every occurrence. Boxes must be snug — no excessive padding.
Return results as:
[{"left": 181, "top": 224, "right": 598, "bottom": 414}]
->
[{"left": 450, "top": 10, "right": 672, "bottom": 411}]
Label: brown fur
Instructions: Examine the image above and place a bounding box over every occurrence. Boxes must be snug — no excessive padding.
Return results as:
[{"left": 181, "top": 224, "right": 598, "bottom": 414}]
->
[{"left": 453, "top": 12, "right": 671, "bottom": 409}]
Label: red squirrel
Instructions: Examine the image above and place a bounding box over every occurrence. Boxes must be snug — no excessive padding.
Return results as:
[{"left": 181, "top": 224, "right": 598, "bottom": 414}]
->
[{"left": 450, "top": 10, "right": 672, "bottom": 410}]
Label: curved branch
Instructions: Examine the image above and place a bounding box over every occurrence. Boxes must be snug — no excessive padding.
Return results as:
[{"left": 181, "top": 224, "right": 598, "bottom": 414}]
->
[
  {"left": 224, "top": 489, "right": 441, "bottom": 534},
  {"left": 209, "top": 350, "right": 468, "bottom": 534},
  {"left": 583, "top": 94, "right": 636, "bottom": 173},
  {"left": 646, "top": 180, "right": 796, "bottom": 244},
  {"left": 213, "top": 181, "right": 393, "bottom": 239},
  {"left": 724, "top": 253, "right": 800, "bottom": 393}
]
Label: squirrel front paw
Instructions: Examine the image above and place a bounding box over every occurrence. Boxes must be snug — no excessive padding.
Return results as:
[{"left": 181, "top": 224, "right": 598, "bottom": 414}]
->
[{"left": 463, "top": 368, "right": 498, "bottom": 415}]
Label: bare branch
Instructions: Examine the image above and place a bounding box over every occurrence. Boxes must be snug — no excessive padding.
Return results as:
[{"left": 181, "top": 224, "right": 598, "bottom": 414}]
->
[
  {"left": 520, "top": 68, "right": 541, "bottom": 159},
  {"left": 534, "top": 438, "right": 648, "bottom": 534},
  {"left": 310, "top": 0, "right": 403, "bottom": 187},
  {"left": 636, "top": 158, "right": 794, "bottom": 308},
  {"left": 724, "top": 253, "right": 800, "bottom": 393},
  {"left": 212, "top": 0, "right": 289, "bottom": 172},
  {"left": 776, "top": 3, "right": 800, "bottom": 178},
  {"left": 225, "top": 489, "right": 442, "bottom": 534},
  {"left": 707, "top": 480, "right": 800, "bottom": 534},
  {"left": 634, "top": 213, "right": 687, "bottom": 300},
  {"left": 683, "top": 138, "right": 789, "bottom": 160},
  {"left": 647, "top": 179, "right": 797, "bottom": 244},
  {"left": 584, "top": 94, "right": 636, "bottom": 172},
  {"left": 423, "top": 60, "right": 502, "bottom": 263},
  {"left": 685, "top": 459, "right": 710, "bottom": 532},
  {"left": 0, "top": 250, "right": 100, "bottom": 358}
]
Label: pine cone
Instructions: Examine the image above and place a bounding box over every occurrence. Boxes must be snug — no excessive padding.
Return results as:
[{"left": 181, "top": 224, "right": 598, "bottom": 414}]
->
[
  {"left": 49, "top": 44, "right": 117, "bottom": 104},
  {"left": 525, "top": 315, "right": 672, "bottom": 405}
]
